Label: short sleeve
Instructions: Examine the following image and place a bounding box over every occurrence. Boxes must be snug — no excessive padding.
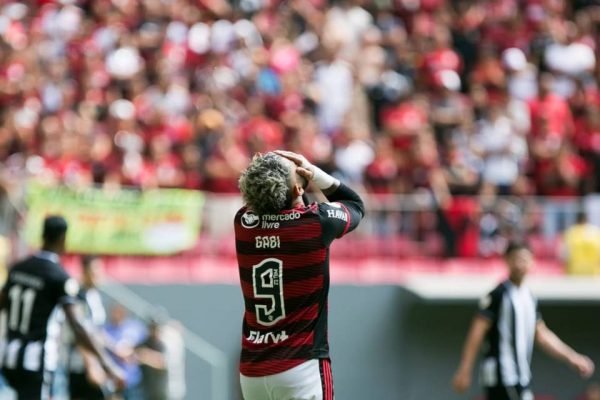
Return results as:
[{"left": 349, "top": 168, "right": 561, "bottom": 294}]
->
[
  {"left": 477, "top": 287, "right": 502, "bottom": 322},
  {"left": 55, "top": 272, "right": 80, "bottom": 306},
  {"left": 318, "top": 202, "right": 361, "bottom": 246}
]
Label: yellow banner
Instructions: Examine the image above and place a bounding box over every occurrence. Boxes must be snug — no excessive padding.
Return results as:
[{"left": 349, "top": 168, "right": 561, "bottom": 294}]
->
[{"left": 24, "top": 183, "right": 204, "bottom": 255}]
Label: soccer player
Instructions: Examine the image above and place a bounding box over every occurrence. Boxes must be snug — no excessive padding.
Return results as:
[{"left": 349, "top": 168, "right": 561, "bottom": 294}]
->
[
  {"left": 66, "top": 256, "right": 109, "bottom": 400},
  {"left": 235, "top": 150, "right": 364, "bottom": 400},
  {"left": 0, "top": 215, "right": 124, "bottom": 399},
  {"left": 452, "top": 241, "right": 595, "bottom": 400}
]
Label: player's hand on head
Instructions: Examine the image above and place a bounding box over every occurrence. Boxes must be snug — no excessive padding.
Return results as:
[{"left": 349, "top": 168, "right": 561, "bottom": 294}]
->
[
  {"left": 296, "top": 166, "right": 314, "bottom": 182},
  {"left": 274, "top": 150, "right": 312, "bottom": 170},
  {"left": 452, "top": 369, "right": 471, "bottom": 393}
]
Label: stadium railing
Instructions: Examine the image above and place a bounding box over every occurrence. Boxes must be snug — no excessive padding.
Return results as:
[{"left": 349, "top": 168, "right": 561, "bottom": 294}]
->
[{"left": 201, "top": 191, "right": 599, "bottom": 260}]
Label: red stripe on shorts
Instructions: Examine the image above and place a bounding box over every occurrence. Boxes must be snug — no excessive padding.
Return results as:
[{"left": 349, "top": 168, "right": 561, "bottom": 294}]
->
[{"left": 319, "top": 359, "right": 334, "bottom": 400}]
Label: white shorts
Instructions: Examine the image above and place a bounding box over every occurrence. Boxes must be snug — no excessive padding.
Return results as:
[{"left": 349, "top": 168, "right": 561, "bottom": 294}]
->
[{"left": 240, "top": 359, "right": 334, "bottom": 400}]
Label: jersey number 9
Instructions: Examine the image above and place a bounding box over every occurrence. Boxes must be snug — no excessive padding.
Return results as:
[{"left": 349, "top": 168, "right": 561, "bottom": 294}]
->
[{"left": 252, "top": 258, "right": 286, "bottom": 326}]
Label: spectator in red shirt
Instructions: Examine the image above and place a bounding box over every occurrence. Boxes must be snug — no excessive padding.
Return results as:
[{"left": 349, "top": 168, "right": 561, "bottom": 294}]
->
[
  {"left": 5, "top": 0, "right": 600, "bottom": 254},
  {"left": 238, "top": 97, "right": 284, "bottom": 154},
  {"left": 421, "top": 25, "right": 463, "bottom": 87},
  {"left": 528, "top": 72, "right": 574, "bottom": 138},
  {"left": 536, "top": 142, "right": 588, "bottom": 238},
  {"left": 470, "top": 45, "right": 506, "bottom": 90},
  {"left": 429, "top": 70, "right": 472, "bottom": 146},
  {"left": 380, "top": 92, "right": 428, "bottom": 151}
]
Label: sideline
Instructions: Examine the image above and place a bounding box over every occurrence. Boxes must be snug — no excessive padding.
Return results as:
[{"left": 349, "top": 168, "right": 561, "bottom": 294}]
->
[{"left": 100, "top": 281, "right": 230, "bottom": 400}]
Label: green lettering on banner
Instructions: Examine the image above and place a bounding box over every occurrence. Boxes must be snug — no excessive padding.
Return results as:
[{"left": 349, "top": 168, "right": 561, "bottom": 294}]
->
[{"left": 24, "top": 182, "right": 205, "bottom": 255}]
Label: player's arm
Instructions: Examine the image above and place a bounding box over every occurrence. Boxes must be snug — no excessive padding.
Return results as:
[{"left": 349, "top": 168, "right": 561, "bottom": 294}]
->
[
  {"left": 275, "top": 150, "right": 364, "bottom": 243},
  {"left": 317, "top": 188, "right": 364, "bottom": 245},
  {"left": 0, "top": 286, "right": 7, "bottom": 311},
  {"left": 63, "top": 302, "right": 125, "bottom": 388},
  {"left": 56, "top": 275, "right": 125, "bottom": 389},
  {"left": 275, "top": 149, "right": 364, "bottom": 211},
  {"left": 535, "top": 321, "right": 595, "bottom": 378},
  {"left": 322, "top": 182, "right": 365, "bottom": 218},
  {"left": 78, "top": 345, "right": 108, "bottom": 387},
  {"left": 0, "top": 269, "right": 13, "bottom": 311},
  {"left": 452, "top": 315, "right": 491, "bottom": 393},
  {"left": 453, "top": 289, "right": 501, "bottom": 393}
]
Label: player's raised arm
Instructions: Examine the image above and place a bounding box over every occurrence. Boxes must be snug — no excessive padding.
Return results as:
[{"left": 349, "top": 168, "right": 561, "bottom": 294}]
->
[{"left": 275, "top": 150, "right": 365, "bottom": 244}]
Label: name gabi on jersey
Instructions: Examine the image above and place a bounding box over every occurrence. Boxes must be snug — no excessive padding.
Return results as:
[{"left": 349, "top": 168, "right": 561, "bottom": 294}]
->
[
  {"left": 326, "top": 209, "right": 348, "bottom": 222},
  {"left": 255, "top": 236, "right": 280, "bottom": 249},
  {"left": 246, "top": 330, "right": 289, "bottom": 344}
]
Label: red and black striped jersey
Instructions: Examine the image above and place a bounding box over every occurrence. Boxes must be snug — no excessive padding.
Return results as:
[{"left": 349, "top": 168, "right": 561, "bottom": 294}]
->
[{"left": 235, "top": 184, "right": 364, "bottom": 377}]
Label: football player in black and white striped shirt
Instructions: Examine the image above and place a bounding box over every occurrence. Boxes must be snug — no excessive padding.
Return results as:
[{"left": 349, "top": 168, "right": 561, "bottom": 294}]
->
[
  {"left": 0, "top": 216, "right": 124, "bottom": 399},
  {"left": 66, "top": 255, "right": 109, "bottom": 400},
  {"left": 453, "top": 241, "right": 595, "bottom": 400}
]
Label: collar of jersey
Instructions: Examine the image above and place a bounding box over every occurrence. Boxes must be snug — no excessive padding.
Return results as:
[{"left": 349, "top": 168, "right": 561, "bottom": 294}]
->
[{"left": 35, "top": 250, "right": 60, "bottom": 263}]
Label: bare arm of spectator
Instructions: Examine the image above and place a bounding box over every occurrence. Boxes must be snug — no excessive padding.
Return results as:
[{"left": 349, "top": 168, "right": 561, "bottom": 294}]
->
[
  {"left": 530, "top": 136, "right": 562, "bottom": 160},
  {"left": 136, "top": 347, "right": 167, "bottom": 370},
  {"left": 556, "top": 153, "right": 581, "bottom": 188},
  {"left": 290, "top": 0, "right": 326, "bottom": 35},
  {"left": 431, "top": 107, "right": 464, "bottom": 126},
  {"left": 430, "top": 168, "right": 452, "bottom": 209}
]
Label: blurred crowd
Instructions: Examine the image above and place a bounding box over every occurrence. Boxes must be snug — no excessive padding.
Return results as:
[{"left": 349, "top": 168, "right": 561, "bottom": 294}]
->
[
  {"left": 0, "top": 0, "right": 599, "bottom": 196},
  {"left": 2, "top": 0, "right": 600, "bottom": 259}
]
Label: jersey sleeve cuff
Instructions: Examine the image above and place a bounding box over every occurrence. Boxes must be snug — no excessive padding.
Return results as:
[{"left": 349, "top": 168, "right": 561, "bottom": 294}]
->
[
  {"left": 478, "top": 309, "right": 494, "bottom": 320},
  {"left": 337, "top": 203, "right": 352, "bottom": 238},
  {"left": 58, "top": 295, "right": 78, "bottom": 306}
]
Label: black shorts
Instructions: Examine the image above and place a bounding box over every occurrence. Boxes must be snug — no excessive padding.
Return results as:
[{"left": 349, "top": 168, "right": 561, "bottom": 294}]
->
[
  {"left": 486, "top": 385, "right": 533, "bottom": 400},
  {"left": 2, "top": 368, "right": 53, "bottom": 400},
  {"left": 69, "top": 372, "right": 105, "bottom": 400}
]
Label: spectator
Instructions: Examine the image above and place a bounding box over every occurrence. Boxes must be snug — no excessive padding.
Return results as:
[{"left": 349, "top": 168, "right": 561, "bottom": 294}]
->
[
  {"left": 3, "top": 0, "right": 600, "bottom": 254},
  {"left": 529, "top": 72, "right": 574, "bottom": 139},
  {"left": 562, "top": 211, "right": 600, "bottom": 275},
  {"left": 544, "top": 22, "right": 595, "bottom": 98},
  {"left": 421, "top": 26, "right": 463, "bottom": 87},
  {"left": 313, "top": 46, "right": 354, "bottom": 135},
  {"left": 536, "top": 142, "right": 588, "bottom": 238},
  {"left": 429, "top": 70, "right": 471, "bottom": 145},
  {"left": 472, "top": 93, "right": 528, "bottom": 195},
  {"left": 136, "top": 312, "right": 169, "bottom": 400},
  {"left": 503, "top": 47, "right": 539, "bottom": 101},
  {"left": 104, "top": 304, "right": 146, "bottom": 400}
]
